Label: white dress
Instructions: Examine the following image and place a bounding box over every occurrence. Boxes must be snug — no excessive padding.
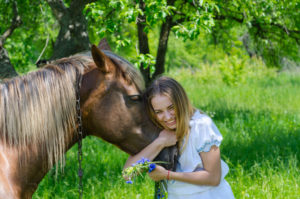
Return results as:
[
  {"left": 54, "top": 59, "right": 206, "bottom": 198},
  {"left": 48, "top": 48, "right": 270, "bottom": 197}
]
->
[{"left": 167, "top": 110, "right": 235, "bottom": 199}]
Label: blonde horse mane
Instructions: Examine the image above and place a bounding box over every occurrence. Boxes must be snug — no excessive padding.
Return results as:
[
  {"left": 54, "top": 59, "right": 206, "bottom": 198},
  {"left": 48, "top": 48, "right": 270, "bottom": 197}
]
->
[{"left": 0, "top": 55, "right": 92, "bottom": 169}]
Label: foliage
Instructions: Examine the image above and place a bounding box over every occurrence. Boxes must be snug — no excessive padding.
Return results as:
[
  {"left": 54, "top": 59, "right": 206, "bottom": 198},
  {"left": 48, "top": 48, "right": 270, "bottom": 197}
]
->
[
  {"left": 84, "top": 1, "right": 137, "bottom": 49},
  {"left": 133, "top": 53, "right": 156, "bottom": 74},
  {"left": 84, "top": 0, "right": 217, "bottom": 79},
  {"left": 166, "top": 33, "right": 278, "bottom": 86},
  {"left": 171, "top": 0, "right": 216, "bottom": 39},
  {"left": 83, "top": 0, "right": 299, "bottom": 75},
  {"left": 0, "top": 0, "right": 57, "bottom": 73},
  {"left": 211, "top": 0, "right": 300, "bottom": 68},
  {"left": 1, "top": 0, "right": 298, "bottom": 76},
  {"left": 85, "top": 0, "right": 216, "bottom": 41}
]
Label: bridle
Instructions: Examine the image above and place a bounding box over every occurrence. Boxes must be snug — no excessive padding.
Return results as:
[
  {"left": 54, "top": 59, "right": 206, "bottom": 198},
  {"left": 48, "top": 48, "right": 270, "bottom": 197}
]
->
[
  {"left": 74, "top": 70, "right": 142, "bottom": 198},
  {"left": 75, "top": 70, "right": 83, "bottom": 199}
]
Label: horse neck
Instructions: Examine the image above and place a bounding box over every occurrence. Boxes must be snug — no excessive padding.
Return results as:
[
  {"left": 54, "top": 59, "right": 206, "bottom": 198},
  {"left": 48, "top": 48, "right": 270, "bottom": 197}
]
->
[{"left": 25, "top": 127, "right": 80, "bottom": 177}]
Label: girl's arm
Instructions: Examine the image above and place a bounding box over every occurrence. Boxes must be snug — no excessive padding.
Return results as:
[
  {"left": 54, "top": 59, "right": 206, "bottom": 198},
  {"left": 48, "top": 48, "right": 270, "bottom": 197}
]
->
[
  {"left": 149, "top": 145, "right": 221, "bottom": 186},
  {"left": 123, "top": 129, "right": 177, "bottom": 170}
]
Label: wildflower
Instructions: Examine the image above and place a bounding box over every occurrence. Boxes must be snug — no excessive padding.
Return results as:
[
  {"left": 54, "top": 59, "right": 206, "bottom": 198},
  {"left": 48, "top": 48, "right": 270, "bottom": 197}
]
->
[
  {"left": 149, "top": 163, "right": 156, "bottom": 173},
  {"left": 136, "top": 157, "right": 150, "bottom": 164},
  {"left": 123, "top": 158, "right": 167, "bottom": 198},
  {"left": 123, "top": 158, "right": 166, "bottom": 184}
]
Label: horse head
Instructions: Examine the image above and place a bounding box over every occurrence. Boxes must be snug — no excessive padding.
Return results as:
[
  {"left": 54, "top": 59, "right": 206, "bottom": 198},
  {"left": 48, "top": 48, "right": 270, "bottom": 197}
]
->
[{"left": 80, "top": 45, "right": 177, "bottom": 170}]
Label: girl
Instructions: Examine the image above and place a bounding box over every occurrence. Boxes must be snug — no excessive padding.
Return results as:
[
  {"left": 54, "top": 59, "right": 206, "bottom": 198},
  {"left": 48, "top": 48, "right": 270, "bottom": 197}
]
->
[{"left": 124, "top": 76, "right": 234, "bottom": 199}]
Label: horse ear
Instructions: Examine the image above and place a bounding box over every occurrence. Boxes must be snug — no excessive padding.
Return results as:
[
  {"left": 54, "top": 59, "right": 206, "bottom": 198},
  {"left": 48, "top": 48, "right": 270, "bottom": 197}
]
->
[
  {"left": 91, "top": 44, "right": 109, "bottom": 73},
  {"left": 98, "top": 38, "right": 111, "bottom": 51}
]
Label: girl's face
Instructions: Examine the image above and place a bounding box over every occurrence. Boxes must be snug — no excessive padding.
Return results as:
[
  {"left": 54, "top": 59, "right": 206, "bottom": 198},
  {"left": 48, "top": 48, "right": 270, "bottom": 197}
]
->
[{"left": 151, "top": 94, "right": 176, "bottom": 130}]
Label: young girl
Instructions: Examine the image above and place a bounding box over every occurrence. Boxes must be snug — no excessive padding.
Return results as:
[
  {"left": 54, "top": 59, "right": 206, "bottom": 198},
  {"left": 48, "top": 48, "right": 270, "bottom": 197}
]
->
[{"left": 124, "top": 76, "right": 234, "bottom": 199}]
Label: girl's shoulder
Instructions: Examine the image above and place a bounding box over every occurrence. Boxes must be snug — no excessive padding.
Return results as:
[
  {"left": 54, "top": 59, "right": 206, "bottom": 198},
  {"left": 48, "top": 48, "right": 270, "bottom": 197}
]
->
[
  {"left": 190, "top": 110, "right": 213, "bottom": 126},
  {"left": 189, "top": 110, "right": 223, "bottom": 152}
]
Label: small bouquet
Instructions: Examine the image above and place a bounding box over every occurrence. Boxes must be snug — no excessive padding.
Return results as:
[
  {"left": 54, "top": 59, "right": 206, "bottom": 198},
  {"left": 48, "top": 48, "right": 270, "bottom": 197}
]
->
[{"left": 123, "top": 157, "right": 168, "bottom": 199}]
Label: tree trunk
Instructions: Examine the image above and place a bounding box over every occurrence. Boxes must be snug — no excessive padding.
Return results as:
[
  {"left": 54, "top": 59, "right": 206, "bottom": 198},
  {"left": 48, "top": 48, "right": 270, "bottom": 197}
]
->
[
  {"left": 152, "top": 16, "right": 173, "bottom": 80},
  {"left": 137, "top": 0, "right": 151, "bottom": 85},
  {"left": 0, "top": 47, "right": 18, "bottom": 80},
  {"left": 242, "top": 33, "right": 255, "bottom": 58},
  {"left": 152, "top": 0, "right": 175, "bottom": 80},
  {"left": 47, "top": 0, "right": 95, "bottom": 59}
]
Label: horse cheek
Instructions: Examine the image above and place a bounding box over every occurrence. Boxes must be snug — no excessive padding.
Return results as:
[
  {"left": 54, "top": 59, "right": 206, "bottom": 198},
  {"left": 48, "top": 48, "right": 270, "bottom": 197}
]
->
[{"left": 87, "top": 98, "right": 127, "bottom": 142}]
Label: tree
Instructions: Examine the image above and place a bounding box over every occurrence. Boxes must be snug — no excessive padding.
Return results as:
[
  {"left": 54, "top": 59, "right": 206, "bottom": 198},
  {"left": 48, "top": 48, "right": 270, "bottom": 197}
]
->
[
  {"left": 0, "top": 0, "right": 96, "bottom": 77},
  {"left": 1, "top": 0, "right": 298, "bottom": 79},
  {"left": 212, "top": 0, "right": 300, "bottom": 68},
  {"left": 85, "top": 0, "right": 216, "bottom": 84},
  {"left": 85, "top": 0, "right": 299, "bottom": 84}
]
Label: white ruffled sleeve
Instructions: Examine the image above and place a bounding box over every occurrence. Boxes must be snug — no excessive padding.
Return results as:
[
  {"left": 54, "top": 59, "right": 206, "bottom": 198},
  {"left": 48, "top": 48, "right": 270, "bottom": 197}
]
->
[{"left": 190, "top": 114, "right": 223, "bottom": 153}]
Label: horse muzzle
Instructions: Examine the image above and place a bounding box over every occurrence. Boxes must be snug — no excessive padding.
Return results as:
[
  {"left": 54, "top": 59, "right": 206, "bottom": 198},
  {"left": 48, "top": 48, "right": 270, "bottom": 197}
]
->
[{"left": 154, "top": 145, "right": 178, "bottom": 171}]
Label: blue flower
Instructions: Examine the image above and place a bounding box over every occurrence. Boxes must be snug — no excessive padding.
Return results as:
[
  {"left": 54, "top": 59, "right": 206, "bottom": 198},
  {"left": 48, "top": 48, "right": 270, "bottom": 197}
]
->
[
  {"left": 137, "top": 157, "right": 150, "bottom": 164},
  {"left": 157, "top": 193, "right": 165, "bottom": 199},
  {"left": 126, "top": 180, "right": 133, "bottom": 184},
  {"left": 148, "top": 163, "right": 156, "bottom": 173}
]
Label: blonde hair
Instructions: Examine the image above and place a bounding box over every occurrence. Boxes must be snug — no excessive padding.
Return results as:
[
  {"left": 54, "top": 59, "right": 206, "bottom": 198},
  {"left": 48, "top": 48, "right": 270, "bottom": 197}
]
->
[{"left": 144, "top": 76, "right": 194, "bottom": 153}]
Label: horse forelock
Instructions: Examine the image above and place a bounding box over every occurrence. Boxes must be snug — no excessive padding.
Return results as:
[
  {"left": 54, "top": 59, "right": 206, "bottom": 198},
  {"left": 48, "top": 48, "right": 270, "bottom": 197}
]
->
[
  {"left": 0, "top": 55, "right": 92, "bottom": 169},
  {"left": 103, "top": 51, "right": 145, "bottom": 92}
]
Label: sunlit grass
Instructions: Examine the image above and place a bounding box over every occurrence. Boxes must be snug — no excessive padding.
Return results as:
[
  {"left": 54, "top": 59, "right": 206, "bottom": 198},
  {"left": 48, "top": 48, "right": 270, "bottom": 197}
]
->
[{"left": 34, "top": 69, "right": 300, "bottom": 199}]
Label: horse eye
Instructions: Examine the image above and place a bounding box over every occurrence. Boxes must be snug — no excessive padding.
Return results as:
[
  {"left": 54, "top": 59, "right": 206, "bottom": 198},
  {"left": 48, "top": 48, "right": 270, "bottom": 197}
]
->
[{"left": 128, "top": 95, "right": 141, "bottom": 101}]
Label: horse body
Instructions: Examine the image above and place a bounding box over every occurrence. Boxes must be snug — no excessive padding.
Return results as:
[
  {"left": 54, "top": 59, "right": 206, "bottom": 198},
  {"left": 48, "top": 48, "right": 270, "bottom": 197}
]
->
[
  {"left": 0, "top": 45, "right": 177, "bottom": 198},
  {"left": 0, "top": 144, "right": 19, "bottom": 198},
  {"left": 0, "top": 143, "right": 41, "bottom": 198}
]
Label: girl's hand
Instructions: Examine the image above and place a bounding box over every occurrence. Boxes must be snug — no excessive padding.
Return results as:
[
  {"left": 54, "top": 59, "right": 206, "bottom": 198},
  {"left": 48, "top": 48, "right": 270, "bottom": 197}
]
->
[
  {"left": 157, "top": 129, "right": 177, "bottom": 147},
  {"left": 148, "top": 165, "right": 168, "bottom": 181}
]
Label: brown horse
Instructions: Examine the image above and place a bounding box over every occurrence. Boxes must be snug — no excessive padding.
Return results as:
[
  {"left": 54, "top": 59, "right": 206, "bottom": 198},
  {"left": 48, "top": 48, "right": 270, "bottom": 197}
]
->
[{"left": 0, "top": 45, "right": 177, "bottom": 198}]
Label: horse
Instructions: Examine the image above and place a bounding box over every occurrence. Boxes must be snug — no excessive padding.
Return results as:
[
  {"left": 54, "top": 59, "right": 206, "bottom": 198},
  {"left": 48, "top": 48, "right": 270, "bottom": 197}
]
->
[{"left": 0, "top": 44, "right": 177, "bottom": 198}]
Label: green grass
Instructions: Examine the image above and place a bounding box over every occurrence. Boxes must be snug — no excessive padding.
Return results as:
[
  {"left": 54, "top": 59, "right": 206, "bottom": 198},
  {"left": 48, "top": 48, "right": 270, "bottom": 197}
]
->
[{"left": 33, "top": 69, "right": 300, "bottom": 199}]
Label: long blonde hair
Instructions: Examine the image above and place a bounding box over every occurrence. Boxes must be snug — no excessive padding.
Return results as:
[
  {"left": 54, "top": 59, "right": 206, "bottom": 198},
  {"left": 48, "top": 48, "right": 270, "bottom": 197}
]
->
[{"left": 144, "top": 76, "right": 194, "bottom": 153}]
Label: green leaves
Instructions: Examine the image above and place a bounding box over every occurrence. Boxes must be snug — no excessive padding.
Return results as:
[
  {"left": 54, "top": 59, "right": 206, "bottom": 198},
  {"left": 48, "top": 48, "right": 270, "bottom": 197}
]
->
[
  {"left": 1, "top": 0, "right": 298, "bottom": 75},
  {"left": 1, "top": 0, "right": 57, "bottom": 73},
  {"left": 84, "top": 1, "right": 137, "bottom": 49},
  {"left": 134, "top": 53, "right": 156, "bottom": 75},
  {"left": 171, "top": 0, "right": 216, "bottom": 40}
]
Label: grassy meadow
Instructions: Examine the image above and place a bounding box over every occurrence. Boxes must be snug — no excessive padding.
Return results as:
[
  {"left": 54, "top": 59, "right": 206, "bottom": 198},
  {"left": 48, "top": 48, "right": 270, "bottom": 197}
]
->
[{"left": 33, "top": 64, "right": 300, "bottom": 199}]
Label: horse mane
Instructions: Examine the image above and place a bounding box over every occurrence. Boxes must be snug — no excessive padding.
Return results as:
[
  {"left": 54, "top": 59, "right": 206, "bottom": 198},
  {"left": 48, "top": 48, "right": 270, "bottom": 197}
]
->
[
  {"left": 0, "top": 55, "right": 92, "bottom": 169},
  {"left": 0, "top": 51, "right": 144, "bottom": 170}
]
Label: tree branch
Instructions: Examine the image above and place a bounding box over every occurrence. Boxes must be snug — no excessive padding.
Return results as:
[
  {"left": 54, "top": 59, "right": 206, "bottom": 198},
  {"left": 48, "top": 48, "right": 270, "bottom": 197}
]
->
[
  {"left": 0, "top": 1, "right": 22, "bottom": 46},
  {"left": 214, "top": 9, "right": 299, "bottom": 42},
  {"left": 270, "top": 22, "right": 300, "bottom": 36}
]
